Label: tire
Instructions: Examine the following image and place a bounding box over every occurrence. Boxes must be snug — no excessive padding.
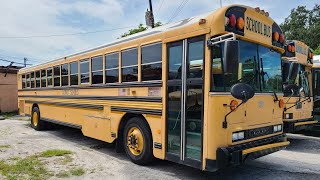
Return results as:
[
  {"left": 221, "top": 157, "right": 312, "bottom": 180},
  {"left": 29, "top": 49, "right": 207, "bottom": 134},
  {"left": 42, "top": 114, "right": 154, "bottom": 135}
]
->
[
  {"left": 123, "top": 117, "right": 154, "bottom": 165},
  {"left": 31, "top": 107, "right": 47, "bottom": 131}
]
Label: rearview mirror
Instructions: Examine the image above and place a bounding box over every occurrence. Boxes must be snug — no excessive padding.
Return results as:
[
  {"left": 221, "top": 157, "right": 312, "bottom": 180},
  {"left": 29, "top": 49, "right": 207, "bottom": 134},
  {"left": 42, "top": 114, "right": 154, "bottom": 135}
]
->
[
  {"left": 223, "top": 40, "right": 240, "bottom": 74},
  {"left": 230, "top": 83, "right": 255, "bottom": 102}
]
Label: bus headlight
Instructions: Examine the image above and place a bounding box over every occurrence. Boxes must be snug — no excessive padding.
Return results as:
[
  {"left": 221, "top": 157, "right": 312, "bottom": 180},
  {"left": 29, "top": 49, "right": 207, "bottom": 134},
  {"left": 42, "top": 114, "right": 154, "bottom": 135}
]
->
[
  {"left": 273, "top": 124, "right": 282, "bottom": 133},
  {"left": 232, "top": 131, "right": 245, "bottom": 142}
]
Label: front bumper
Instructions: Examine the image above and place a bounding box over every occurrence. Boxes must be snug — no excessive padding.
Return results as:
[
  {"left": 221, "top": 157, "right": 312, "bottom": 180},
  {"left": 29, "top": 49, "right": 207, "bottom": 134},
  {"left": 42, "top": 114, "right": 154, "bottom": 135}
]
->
[
  {"left": 283, "top": 118, "right": 317, "bottom": 133},
  {"left": 206, "top": 134, "right": 289, "bottom": 170}
]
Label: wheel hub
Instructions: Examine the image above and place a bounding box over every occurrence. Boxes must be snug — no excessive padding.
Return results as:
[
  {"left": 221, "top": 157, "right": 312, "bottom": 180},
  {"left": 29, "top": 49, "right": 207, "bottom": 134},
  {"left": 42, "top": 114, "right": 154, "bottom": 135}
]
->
[{"left": 127, "top": 127, "right": 144, "bottom": 156}]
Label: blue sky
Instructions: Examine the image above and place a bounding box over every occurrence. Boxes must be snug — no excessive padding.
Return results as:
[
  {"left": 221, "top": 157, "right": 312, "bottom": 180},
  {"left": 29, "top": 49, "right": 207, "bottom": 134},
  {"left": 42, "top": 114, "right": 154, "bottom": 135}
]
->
[{"left": 0, "top": 0, "right": 318, "bottom": 66}]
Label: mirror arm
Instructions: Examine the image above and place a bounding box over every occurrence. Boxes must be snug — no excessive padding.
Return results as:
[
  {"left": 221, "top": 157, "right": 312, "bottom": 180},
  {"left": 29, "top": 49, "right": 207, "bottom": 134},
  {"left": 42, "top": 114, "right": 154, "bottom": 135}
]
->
[
  {"left": 223, "top": 101, "right": 245, "bottom": 129},
  {"left": 284, "top": 98, "right": 312, "bottom": 111}
]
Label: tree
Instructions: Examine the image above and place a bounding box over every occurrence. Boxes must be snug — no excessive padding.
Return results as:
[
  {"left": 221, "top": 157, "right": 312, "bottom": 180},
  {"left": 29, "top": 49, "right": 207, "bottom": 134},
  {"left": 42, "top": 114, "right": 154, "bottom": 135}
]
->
[
  {"left": 120, "top": 22, "right": 162, "bottom": 38},
  {"left": 314, "top": 44, "right": 320, "bottom": 55},
  {"left": 280, "top": 4, "right": 320, "bottom": 50}
]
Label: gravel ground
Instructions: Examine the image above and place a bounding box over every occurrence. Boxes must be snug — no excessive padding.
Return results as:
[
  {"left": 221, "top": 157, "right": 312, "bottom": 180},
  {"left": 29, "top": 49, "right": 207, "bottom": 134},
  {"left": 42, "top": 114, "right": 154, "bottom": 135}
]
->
[{"left": 1, "top": 117, "right": 320, "bottom": 179}]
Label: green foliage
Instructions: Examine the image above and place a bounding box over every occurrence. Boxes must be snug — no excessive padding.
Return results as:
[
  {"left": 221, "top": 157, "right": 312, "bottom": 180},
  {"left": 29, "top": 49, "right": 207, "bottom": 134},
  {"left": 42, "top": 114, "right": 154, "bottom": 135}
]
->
[
  {"left": 70, "top": 167, "right": 85, "bottom": 176},
  {"left": 314, "top": 44, "right": 320, "bottom": 55},
  {"left": 39, "top": 149, "right": 73, "bottom": 157},
  {"left": 0, "top": 155, "right": 51, "bottom": 180},
  {"left": 280, "top": 4, "right": 320, "bottom": 50},
  {"left": 120, "top": 22, "right": 162, "bottom": 38}
]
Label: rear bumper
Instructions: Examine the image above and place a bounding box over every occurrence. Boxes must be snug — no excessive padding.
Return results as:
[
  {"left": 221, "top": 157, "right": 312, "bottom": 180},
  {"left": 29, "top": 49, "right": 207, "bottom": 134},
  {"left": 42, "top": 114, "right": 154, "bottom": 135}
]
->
[
  {"left": 206, "top": 134, "right": 289, "bottom": 171},
  {"left": 283, "top": 118, "right": 317, "bottom": 133}
]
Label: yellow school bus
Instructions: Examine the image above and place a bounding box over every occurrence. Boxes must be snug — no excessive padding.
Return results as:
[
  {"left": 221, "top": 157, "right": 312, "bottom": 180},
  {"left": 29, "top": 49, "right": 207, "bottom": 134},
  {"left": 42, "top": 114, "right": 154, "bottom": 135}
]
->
[
  {"left": 312, "top": 57, "right": 320, "bottom": 121},
  {"left": 17, "top": 5, "right": 289, "bottom": 171},
  {"left": 281, "top": 40, "right": 316, "bottom": 132}
]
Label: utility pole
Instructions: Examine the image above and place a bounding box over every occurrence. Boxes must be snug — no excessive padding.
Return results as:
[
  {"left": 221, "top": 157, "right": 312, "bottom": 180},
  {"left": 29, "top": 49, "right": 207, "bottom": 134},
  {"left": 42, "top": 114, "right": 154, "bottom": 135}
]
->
[
  {"left": 145, "top": 0, "right": 155, "bottom": 28},
  {"left": 24, "top": 57, "right": 27, "bottom": 67}
]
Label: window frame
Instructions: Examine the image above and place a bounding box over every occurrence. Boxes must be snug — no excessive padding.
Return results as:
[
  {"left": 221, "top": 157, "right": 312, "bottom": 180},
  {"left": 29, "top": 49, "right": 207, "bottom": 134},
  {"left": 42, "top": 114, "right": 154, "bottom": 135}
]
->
[
  {"left": 105, "top": 52, "right": 120, "bottom": 84},
  {"left": 47, "top": 67, "right": 53, "bottom": 87},
  {"left": 41, "top": 69, "right": 47, "bottom": 88},
  {"left": 80, "top": 59, "right": 90, "bottom": 84},
  {"left": 61, "top": 63, "right": 69, "bottom": 87},
  {"left": 70, "top": 61, "right": 79, "bottom": 86},
  {"left": 141, "top": 42, "right": 162, "bottom": 82},
  {"left": 53, "top": 65, "right": 61, "bottom": 87},
  {"left": 121, "top": 48, "right": 138, "bottom": 83},
  {"left": 91, "top": 55, "right": 103, "bottom": 85},
  {"left": 35, "top": 70, "right": 41, "bottom": 88},
  {"left": 22, "top": 74, "right": 26, "bottom": 89}
]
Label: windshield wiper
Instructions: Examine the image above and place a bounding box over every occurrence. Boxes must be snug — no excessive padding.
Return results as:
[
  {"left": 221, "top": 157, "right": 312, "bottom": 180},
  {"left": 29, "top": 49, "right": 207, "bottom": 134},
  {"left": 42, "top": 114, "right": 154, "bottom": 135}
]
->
[{"left": 263, "top": 71, "right": 279, "bottom": 102}]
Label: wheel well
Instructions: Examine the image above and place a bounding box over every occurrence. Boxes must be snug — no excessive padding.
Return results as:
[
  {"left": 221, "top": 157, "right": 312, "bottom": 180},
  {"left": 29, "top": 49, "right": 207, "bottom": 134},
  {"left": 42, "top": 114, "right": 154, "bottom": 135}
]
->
[
  {"left": 31, "top": 103, "right": 39, "bottom": 115},
  {"left": 116, "top": 113, "right": 152, "bottom": 152}
]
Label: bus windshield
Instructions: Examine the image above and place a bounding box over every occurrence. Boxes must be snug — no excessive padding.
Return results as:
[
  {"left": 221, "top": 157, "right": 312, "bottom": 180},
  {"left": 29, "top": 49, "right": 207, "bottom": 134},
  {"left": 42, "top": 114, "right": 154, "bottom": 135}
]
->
[
  {"left": 282, "top": 63, "right": 310, "bottom": 97},
  {"left": 211, "top": 40, "right": 282, "bottom": 93}
]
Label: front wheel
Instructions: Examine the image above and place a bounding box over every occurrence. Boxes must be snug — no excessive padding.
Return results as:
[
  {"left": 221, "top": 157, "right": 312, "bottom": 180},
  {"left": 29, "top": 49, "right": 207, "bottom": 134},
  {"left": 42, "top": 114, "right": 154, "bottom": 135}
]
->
[
  {"left": 31, "top": 107, "right": 46, "bottom": 131},
  {"left": 123, "top": 117, "right": 154, "bottom": 165}
]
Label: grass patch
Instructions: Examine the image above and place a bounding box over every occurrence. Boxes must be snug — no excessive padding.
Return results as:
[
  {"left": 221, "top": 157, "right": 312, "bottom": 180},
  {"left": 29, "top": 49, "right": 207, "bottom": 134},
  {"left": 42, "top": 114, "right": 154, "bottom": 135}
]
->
[
  {"left": 7, "top": 157, "right": 21, "bottom": 161},
  {"left": 56, "top": 170, "right": 71, "bottom": 178},
  {"left": 0, "top": 145, "right": 10, "bottom": 149},
  {"left": 0, "top": 155, "right": 51, "bottom": 180},
  {"left": 60, "top": 155, "right": 73, "bottom": 165},
  {"left": 39, "top": 149, "right": 73, "bottom": 158},
  {"left": 0, "top": 111, "right": 18, "bottom": 119},
  {"left": 70, "top": 167, "right": 85, "bottom": 176}
]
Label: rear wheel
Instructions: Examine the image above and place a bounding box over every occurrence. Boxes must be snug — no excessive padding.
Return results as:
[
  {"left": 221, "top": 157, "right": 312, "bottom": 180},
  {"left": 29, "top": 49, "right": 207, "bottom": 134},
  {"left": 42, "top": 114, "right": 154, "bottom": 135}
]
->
[
  {"left": 31, "top": 107, "right": 46, "bottom": 131},
  {"left": 123, "top": 117, "right": 154, "bottom": 165}
]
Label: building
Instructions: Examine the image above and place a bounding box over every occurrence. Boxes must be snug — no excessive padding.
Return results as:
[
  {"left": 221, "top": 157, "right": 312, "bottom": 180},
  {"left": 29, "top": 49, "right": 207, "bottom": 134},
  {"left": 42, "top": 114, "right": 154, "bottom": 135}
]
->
[{"left": 0, "top": 66, "right": 22, "bottom": 113}]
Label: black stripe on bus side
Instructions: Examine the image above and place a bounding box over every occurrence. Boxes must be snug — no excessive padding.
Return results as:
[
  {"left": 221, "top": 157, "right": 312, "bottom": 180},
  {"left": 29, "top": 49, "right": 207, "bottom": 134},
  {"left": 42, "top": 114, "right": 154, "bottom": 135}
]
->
[
  {"left": 18, "top": 81, "right": 162, "bottom": 92},
  {"left": 111, "top": 107, "right": 162, "bottom": 115},
  {"left": 41, "top": 117, "right": 82, "bottom": 129},
  {"left": 25, "top": 101, "right": 104, "bottom": 110},
  {"left": 19, "top": 95, "right": 162, "bottom": 103}
]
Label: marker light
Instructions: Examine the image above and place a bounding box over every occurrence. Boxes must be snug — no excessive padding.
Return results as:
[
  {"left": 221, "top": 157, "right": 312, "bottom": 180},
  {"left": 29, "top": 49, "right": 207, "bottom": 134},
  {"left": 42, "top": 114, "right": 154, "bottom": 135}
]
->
[
  {"left": 273, "top": 32, "right": 279, "bottom": 42},
  {"left": 230, "top": 100, "right": 239, "bottom": 111},
  {"left": 288, "top": 45, "right": 292, "bottom": 52},
  {"left": 279, "top": 99, "right": 284, "bottom": 108},
  {"left": 229, "top": 14, "right": 236, "bottom": 27},
  {"left": 232, "top": 131, "right": 245, "bottom": 142},
  {"left": 237, "top": 17, "right": 244, "bottom": 30},
  {"left": 279, "top": 34, "right": 284, "bottom": 43}
]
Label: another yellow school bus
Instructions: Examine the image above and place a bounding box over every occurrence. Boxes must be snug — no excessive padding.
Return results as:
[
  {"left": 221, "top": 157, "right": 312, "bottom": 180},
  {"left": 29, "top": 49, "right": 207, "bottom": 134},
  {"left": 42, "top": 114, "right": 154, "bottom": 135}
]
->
[
  {"left": 18, "top": 5, "right": 289, "bottom": 171},
  {"left": 312, "top": 57, "right": 320, "bottom": 121},
  {"left": 281, "top": 40, "right": 316, "bottom": 132}
]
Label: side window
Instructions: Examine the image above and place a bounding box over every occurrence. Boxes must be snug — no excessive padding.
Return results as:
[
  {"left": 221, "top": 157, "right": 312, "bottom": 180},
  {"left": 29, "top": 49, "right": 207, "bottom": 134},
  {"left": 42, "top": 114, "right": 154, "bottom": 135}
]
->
[
  {"left": 36, "top": 71, "right": 40, "bottom": 88},
  {"left": 91, "top": 56, "right": 103, "bottom": 84},
  {"left": 61, "top": 64, "right": 69, "bottom": 86},
  {"left": 70, "top": 62, "right": 79, "bottom": 86},
  {"left": 105, "top": 52, "right": 119, "bottom": 83},
  {"left": 41, "top": 70, "right": 46, "bottom": 88},
  {"left": 122, "top": 48, "right": 138, "bottom": 82},
  {"left": 30, "top": 72, "right": 35, "bottom": 88},
  {"left": 54, "top": 65, "right": 60, "bottom": 87},
  {"left": 22, "top": 74, "right": 25, "bottom": 89},
  {"left": 211, "top": 44, "right": 224, "bottom": 91},
  {"left": 47, "top": 68, "right": 53, "bottom": 87},
  {"left": 80, "top": 59, "right": 90, "bottom": 84},
  {"left": 26, "top": 73, "right": 30, "bottom": 88},
  {"left": 188, "top": 37, "right": 204, "bottom": 79},
  {"left": 141, "top": 43, "right": 162, "bottom": 81}
]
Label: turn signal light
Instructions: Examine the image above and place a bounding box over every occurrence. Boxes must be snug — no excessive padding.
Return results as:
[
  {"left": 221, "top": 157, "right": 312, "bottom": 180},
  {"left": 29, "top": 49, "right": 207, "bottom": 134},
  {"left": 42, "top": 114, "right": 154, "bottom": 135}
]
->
[
  {"left": 229, "top": 14, "right": 236, "bottom": 27},
  {"left": 279, "top": 34, "right": 284, "bottom": 43},
  {"left": 230, "top": 100, "right": 239, "bottom": 111},
  {"left": 273, "top": 32, "right": 279, "bottom": 42},
  {"left": 279, "top": 99, "right": 284, "bottom": 108},
  {"left": 237, "top": 17, "right": 244, "bottom": 30},
  {"left": 288, "top": 45, "right": 292, "bottom": 52}
]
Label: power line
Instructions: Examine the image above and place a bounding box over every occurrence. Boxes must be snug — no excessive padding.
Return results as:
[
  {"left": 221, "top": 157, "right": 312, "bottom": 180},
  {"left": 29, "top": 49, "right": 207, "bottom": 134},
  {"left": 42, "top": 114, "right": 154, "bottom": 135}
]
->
[
  {"left": 168, "top": 0, "right": 189, "bottom": 23},
  {"left": 0, "top": 54, "right": 42, "bottom": 63},
  {"left": 0, "top": 26, "right": 136, "bottom": 39},
  {"left": 0, "top": 58, "right": 32, "bottom": 66},
  {"left": 156, "top": 0, "right": 165, "bottom": 13}
]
